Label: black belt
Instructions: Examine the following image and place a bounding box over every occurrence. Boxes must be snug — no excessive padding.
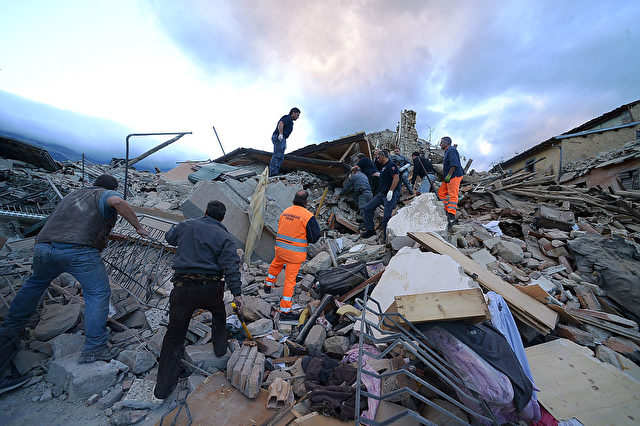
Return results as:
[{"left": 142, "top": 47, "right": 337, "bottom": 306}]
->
[{"left": 172, "top": 273, "right": 222, "bottom": 287}]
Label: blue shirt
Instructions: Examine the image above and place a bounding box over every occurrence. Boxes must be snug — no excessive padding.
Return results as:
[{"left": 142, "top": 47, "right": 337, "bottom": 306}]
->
[
  {"left": 379, "top": 161, "right": 399, "bottom": 193},
  {"left": 272, "top": 114, "right": 294, "bottom": 139},
  {"left": 343, "top": 171, "right": 371, "bottom": 194},
  {"left": 443, "top": 146, "right": 464, "bottom": 178},
  {"left": 356, "top": 157, "right": 379, "bottom": 177},
  {"left": 99, "top": 190, "right": 120, "bottom": 219}
]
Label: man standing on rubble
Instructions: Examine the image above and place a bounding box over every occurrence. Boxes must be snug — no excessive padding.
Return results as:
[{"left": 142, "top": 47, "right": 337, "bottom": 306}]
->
[
  {"left": 333, "top": 165, "right": 372, "bottom": 219},
  {"left": 438, "top": 136, "right": 464, "bottom": 225},
  {"left": 154, "top": 200, "right": 243, "bottom": 401},
  {"left": 0, "top": 175, "right": 149, "bottom": 370},
  {"left": 411, "top": 151, "right": 437, "bottom": 194},
  {"left": 391, "top": 147, "right": 414, "bottom": 196},
  {"left": 269, "top": 107, "right": 301, "bottom": 177},
  {"left": 264, "top": 190, "right": 320, "bottom": 320},
  {"left": 361, "top": 150, "right": 401, "bottom": 239},
  {"left": 355, "top": 153, "right": 380, "bottom": 194}
]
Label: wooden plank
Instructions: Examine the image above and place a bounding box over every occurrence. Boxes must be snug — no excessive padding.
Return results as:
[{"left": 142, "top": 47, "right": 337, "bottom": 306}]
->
[
  {"left": 338, "top": 141, "right": 357, "bottom": 163},
  {"left": 566, "top": 311, "right": 640, "bottom": 344},
  {"left": 335, "top": 213, "right": 359, "bottom": 233},
  {"left": 393, "top": 289, "right": 490, "bottom": 324},
  {"left": 567, "top": 307, "right": 638, "bottom": 330},
  {"left": 408, "top": 232, "right": 558, "bottom": 334},
  {"left": 526, "top": 338, "right": 640, "bottom": 425}
]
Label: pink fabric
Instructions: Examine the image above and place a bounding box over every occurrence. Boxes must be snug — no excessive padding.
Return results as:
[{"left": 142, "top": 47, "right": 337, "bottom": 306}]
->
[{"left": 342, "top": 344, "right": 382, "bottom": 420}]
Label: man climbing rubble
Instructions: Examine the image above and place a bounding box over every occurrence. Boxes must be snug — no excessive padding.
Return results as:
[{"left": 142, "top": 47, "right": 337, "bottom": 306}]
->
[
  {"left": 361, "top": 149, "right": 401, "bottom": 239},
  {"left": 391, "top": 147, "right": 414, "bottom": 195},
  {"left": 269, "top": 107, "right": 301, "bottom": 177},
  {"left": 154, "top": 200, "right": 243, "bottom": 401},
  {"left": 438, "top": 136, "right": 464, "bottom": 225},
  {"left": 264, "top": 190, "right": 321, "bottom": 320},
  {"left": 411, "top": 151, "right": 437, "bottom": 194},
  {"left": 0, "top": 175, "right": 149, "bottom": 370},
  {"left": 332, "top": 165, "right": 372, "bottom": 220}
]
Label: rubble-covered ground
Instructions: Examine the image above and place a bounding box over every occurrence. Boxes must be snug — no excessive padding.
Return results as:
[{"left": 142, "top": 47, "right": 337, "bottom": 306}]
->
[{"left": 1, "top": 138, "right": 640, "bottom": 425}]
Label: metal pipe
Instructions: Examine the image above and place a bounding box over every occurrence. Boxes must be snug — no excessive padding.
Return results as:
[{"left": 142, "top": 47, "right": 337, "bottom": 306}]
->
[
  {"left": 212, "top": 126, "right": 225, "bottom": 155},
  {"left": 124, "top": 132, "right": 191, "bottom": 200}
]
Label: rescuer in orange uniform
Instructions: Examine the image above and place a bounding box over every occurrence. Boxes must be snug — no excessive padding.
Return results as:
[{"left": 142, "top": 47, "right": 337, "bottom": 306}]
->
[{"left": 264, "top": 190, "right": 321, "bottom": 320}]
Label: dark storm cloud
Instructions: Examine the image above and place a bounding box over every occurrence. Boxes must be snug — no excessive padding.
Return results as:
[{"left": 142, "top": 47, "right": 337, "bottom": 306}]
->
[{"left": 149, "top": 0, "right": 640, "bottom": 169}]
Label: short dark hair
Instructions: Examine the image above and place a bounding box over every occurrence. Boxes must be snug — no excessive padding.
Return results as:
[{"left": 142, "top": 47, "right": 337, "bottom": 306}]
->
[
  {"left": 94, "top": 175, "right": 118, "bottom": 190},
  {"left": 293, "top": 190, "right": 308, "bottom": 206},
  {"left": 412, "top": 151, "right": 420, "bottom": 157},
  {"left": 290, "top": 107, "right": 301, "bottom": 115},
  {"left": 378, "top": 149, "right": 389, "bottom": 159},
  {"left": 206, "top": 200, "right": 226, "bottom": 220},
  {"left": 441, "top": 136, "right": 452, "bottom": 146},
  {"left": 356, "top": 153, "right": 365, "bottom": 159}
]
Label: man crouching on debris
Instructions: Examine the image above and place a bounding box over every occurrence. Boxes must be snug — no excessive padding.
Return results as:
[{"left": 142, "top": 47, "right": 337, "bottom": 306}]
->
[
  {"left": 438, "top": 136, "right": 464, "bottom": 225},
  {"left": 361, "top": 149, "right": 401, "bottom": 239},
  {"left": 154, "top": 200, "right": 243, "bottom": 401},
  {"left": 333, "top": 165, "right": 373, "bottom": 220},
  {"left": 0, "top": 175, "right": 149, "bottom": 376},
  {"left": 264, "top": 190, "right": 320, "bottom": 320}
]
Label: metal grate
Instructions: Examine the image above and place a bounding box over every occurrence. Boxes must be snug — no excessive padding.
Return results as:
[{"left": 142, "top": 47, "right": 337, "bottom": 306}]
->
[{"left": 101, "top": 215, "right": 176, "bottom": 309}]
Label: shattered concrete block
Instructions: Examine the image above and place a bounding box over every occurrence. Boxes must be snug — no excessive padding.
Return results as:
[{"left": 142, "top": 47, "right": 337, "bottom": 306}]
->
[
  {"left": 47, "top": 354, "right": 119, "bottom": 402},
  {"left": 239, "top": 346, "right": 259, "bottom": 392},
  {"left": 337, "top": 244, "right": 386, "bottom": 263},
  {"left": 187, "top": 375, "right": 206, "bottom": 392},
  {"left": 304, "top": 325, "right": 327, "bottom": 351},
  {"left": 256, "top": 335, "right": 284, "bottom": 358},
  {"left": 123, "top": 311, "right": 148, "bottom": 329},
  {"left": 146, "top": 326, "right": 167, "bottom": 356},
  {"left": 96, "top": 384, "right": 123, "bottom": 409},
  {"left": 603, "top": 337, "right": 640, "bottom": 364},
  {"left": 264, "top": 369, "right": 292, "bottom": 386},
  {"left": 184, "top": 345, "right": 230, "bottom": 370},
  {"left": 240, "top": 295, "right": 273, "bottom": 322},
  {"left": 323, "top": 336, "right": 350, "bottom": 355},
  {"left": 469, "top": 248, "right": 496, "bottom": 268},
  {"left": 574, "top": 285, "right": 602, "bottom": 310},
  {"left": 117, "top": 350, "right": 156, "bottom": 375},
  {"left": 595, "top": 345, "right": 640, "bottom": 381},
  {"left": 386, "top": 193, "right": 448, "bottom": 243},
  {"left": 121, "top": 379, "right": 163, "bottom": 409},
  {"left": 12, "top": 349, "right": 48, "bottom": 375},
  {"left": 51, "top": 333, "right": 84, "bottom": 359},
  {"left": 495, "top": 240, "right": 524, "bottom": 263},
  {"left": 302, "top": 251, "right": 332, "bottom": 274},
  {"left": 246, "top": 318, "right": 274, "bottom": 337},
  {"left": 246, "top": 352, "right": 265, "bottom": 399},
  {"left": 555, "top": 324, "right": 595, "bottom": 346},
  {"left": 33, "top": 303, "right": 82, "bottom": 341},
  {"left": 110, "top": 409, "right": 148, "bottom": 426},
  {"left": 144, "top": 308, "right": 169, "bottom": 332},
  {"left": 230, "top": 346, "right": 250, "bottom": 387}
]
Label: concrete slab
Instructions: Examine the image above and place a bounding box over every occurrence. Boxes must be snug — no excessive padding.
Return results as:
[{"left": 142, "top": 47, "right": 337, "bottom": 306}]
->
[
  {"left": 33, "top": 303, "right": 82, "bottom": 341},
  {"left": 47, "top": 354, "right": 119, "bottom": 402},
  {"left": 369, "top": 246, "right": 477, "bottom": 314},
  {"left": 387, "top": 193, "right": 448, "bottom": 241},
  {"left": 121, "top": 379, "right": 162, "bottom": 409}
]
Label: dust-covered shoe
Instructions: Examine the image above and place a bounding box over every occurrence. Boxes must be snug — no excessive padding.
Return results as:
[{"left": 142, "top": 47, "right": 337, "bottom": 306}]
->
[
  {"left": 78, "top": 346, "right": 119, "bottom": 364},
  {"left": 263, "top": 285, "right": 272, "bottom": 294}
]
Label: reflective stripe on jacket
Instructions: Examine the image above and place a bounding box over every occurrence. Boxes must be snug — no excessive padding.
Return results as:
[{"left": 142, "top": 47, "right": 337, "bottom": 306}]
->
[{"left": 275, "top": 205, "right": 314, "bottom": 263}]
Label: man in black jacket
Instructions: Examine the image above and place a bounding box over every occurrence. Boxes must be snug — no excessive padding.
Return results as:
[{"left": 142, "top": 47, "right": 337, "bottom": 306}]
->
[
  {"left": 154, "top": 200, "right": 243, "bottom": 401},
  {"left": 411, "top": 151, "right": 438, "bottom": 194}
]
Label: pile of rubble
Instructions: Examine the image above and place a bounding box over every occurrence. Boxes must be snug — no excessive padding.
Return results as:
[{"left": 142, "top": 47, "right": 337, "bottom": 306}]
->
[{"left": 2, "top": 129, "right": 640, "bottom": 425}]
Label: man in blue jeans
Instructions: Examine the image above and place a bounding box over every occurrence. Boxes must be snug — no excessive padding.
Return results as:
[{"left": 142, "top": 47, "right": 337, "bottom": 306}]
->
[
  {"left": 0, "top": 175, "right": 149, "bottom": 374},
  {"left": 269, "top": 107, "right": 301, "bottom": 177},
  {"left": 361, "top": 150, "right": 401, "bottom": 240}
]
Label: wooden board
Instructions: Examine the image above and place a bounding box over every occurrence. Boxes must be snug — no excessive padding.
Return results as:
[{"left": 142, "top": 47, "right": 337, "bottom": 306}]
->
[
  {"left": 160, "top": 372, "right": 274, "bottom": 425},
  {"left": 393, "top": 288, "right": 490, "bottom": 324},
  {"left": 526, "top": 338, "right": 640, "bottom": 425},
  {"left": 408, "top": 232, "right": 558, "bottom": 334}
]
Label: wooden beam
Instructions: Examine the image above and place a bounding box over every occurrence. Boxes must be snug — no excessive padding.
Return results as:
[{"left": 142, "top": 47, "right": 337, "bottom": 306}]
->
[
  {"left": 338, "top": 269, "right": 384, "bottom": 303},
  {"left": 338, "top": 141, "right": 357, "bottom": 163}
]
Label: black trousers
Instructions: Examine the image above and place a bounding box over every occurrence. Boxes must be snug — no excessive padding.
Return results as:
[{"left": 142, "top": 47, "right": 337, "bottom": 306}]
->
[{"left": 155, "top": 282, "right": 227, "bottom": 399}]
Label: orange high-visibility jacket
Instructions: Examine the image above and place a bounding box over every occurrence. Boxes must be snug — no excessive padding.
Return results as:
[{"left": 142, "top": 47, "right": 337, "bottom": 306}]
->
[{"left": 275, "top": 205, "right": 314, "bottom": 264}]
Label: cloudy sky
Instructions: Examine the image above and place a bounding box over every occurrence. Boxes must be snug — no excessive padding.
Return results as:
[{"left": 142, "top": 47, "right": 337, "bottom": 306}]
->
[{"left": 1, "top": 1, "right": 639, "bottom": 170}]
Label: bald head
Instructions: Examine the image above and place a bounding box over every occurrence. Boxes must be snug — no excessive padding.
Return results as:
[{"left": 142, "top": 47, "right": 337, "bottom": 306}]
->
[{"left": 293, "top": 190, "right": 309, "bottom": 206}]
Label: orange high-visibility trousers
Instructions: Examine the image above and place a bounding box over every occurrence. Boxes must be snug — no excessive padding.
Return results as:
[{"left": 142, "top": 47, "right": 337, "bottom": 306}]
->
[
  {"left": 437, "top": 175, "right": 463, "bottom": 215},
  {"left": 265, "top": 254, "right": 301, "bottom": 313}
]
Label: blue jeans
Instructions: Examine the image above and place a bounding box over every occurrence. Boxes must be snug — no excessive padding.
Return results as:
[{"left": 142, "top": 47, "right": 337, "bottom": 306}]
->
[
  {"left": 269, "top": 134, "right": 286, "bottom": 176},
  {"left": 399, "top": 170, "right": 413, "bottom": 194},
  {"left": 0, "top": 242, "right": 111, "bottom": 353},
  {"left": 419, "top": 173, "right": 437, "bottom": 193},
  {"left": 362, "top": 189, "right": 401, "bottom": 237}
]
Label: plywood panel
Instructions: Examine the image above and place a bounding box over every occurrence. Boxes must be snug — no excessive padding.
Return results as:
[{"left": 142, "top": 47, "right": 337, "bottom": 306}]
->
[
  {"left": 526, "top": 339, "right": 640, "bottom": 425},
  {"left": 394, "top": 289, "right": 490, "bottom": 324}
]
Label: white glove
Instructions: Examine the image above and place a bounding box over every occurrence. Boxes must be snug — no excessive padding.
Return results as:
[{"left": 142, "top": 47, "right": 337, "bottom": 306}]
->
[
  {"left": 278, "top": 134, "right": 283, "bottom": 141},
  {"left": 399, "top": 164, "right": 410, "bottom": 172},
  {"left": 386, "top": 191, "right": 393, "bottom": 201}
]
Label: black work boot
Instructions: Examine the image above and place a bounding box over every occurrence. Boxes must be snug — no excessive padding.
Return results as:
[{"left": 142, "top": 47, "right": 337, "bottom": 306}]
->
[
  {"left": 447, "top": 212, "right": 458, "bottom": 225},
  {"left": 361, "top": 230, "right": 376, "bottom": 239},
  {"left": 78, "top": 346, "right": 120, "bottom": 364},
  {"left": 263, "top": 285, "right": 272, "bottom": 294}
]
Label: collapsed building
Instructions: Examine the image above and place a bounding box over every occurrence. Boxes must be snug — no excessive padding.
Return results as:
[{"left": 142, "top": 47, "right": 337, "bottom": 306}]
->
[{"left": 1, "top": 109, "right": 640, "bottom": 425}]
